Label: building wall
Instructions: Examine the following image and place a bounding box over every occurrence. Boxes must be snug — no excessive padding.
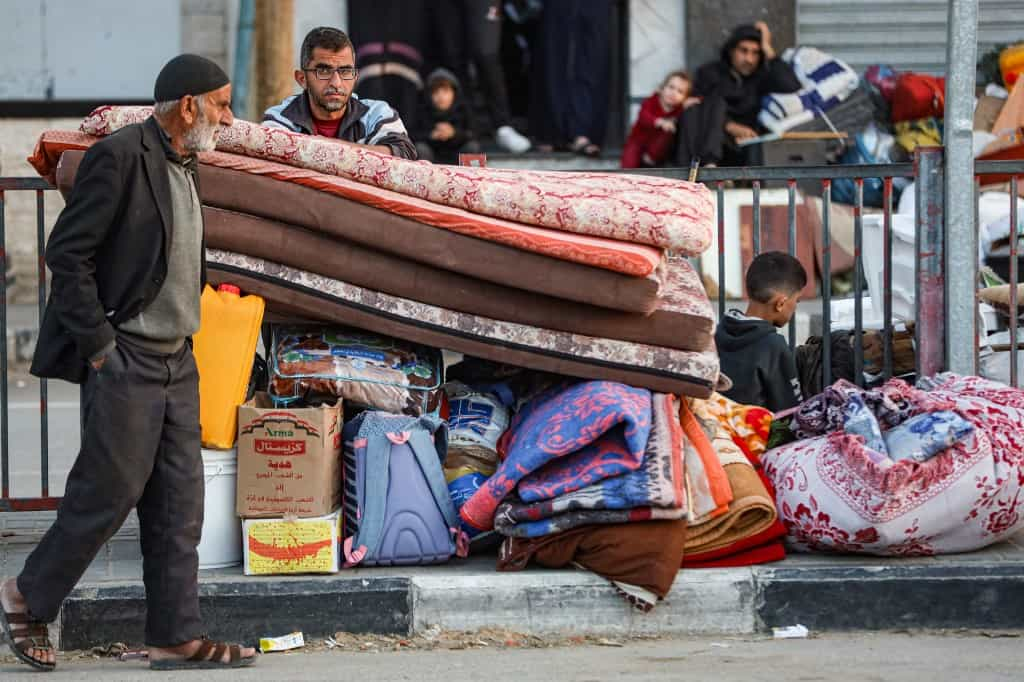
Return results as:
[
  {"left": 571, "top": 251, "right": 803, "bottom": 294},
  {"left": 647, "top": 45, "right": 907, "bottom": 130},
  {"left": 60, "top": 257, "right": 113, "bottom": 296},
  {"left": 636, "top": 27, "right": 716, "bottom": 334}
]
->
[
  {"left": 798, "top": 0, "right": 1024, "bottom": 75},
  {"left": 630, "top": 0, "right": 687, "bottom": 107},
  {"left": 685, "top": 0, "right": 796, "bottom": 76}
]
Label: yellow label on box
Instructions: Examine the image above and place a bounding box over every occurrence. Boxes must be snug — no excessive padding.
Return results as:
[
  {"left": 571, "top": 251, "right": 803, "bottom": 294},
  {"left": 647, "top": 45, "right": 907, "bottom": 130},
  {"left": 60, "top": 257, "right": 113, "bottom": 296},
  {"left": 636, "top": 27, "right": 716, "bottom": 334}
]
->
[{"left": 243, "top": 514, "right": 340, "bottom": 575}]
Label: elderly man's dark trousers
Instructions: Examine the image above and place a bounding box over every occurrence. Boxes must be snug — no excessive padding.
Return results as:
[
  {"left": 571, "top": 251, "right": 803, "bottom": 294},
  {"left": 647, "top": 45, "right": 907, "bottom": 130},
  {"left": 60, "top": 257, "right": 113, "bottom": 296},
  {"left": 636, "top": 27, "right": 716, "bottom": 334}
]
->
[{"left": 17, "top": 340, "right": 204, "bottom": 647}]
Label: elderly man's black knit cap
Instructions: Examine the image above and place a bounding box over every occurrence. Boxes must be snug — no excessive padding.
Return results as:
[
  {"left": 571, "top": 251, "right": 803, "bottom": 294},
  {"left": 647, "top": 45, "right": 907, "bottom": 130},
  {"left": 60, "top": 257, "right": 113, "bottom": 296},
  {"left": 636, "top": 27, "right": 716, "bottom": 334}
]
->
[{"left": 154, "top": 54, "right": 230, "bottom": 102}]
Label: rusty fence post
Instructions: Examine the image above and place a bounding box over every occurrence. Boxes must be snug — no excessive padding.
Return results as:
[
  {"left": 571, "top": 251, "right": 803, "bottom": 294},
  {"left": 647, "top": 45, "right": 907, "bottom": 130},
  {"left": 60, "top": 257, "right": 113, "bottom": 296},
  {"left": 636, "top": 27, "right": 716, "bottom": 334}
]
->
[{"left": 915, "top": 147, "right": 945, "bottom": 378}]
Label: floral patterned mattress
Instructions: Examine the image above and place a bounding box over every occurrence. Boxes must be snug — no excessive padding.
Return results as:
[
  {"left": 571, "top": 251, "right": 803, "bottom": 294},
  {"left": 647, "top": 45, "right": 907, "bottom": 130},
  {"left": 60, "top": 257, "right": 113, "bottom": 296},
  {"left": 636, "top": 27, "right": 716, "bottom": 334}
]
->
[
  {"left": 31, "top": 105, "right": 715, "bottom": 263},
  {"left": 206, "top": 250, "right": 721, "bottom": 398},
  {"left": 52, "top": 148, "right": 671, "bottom": 313}
]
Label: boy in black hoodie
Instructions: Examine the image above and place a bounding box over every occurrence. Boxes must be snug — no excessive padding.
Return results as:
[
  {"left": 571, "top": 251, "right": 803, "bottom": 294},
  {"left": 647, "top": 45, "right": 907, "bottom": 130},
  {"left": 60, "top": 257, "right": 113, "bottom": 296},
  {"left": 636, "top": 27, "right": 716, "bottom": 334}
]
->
[
  {"left": 716, "top": 252, "right": 807, "bottom": 412},
  {"left": 413, "top": 68, "right": 480, "bottom": 164}
]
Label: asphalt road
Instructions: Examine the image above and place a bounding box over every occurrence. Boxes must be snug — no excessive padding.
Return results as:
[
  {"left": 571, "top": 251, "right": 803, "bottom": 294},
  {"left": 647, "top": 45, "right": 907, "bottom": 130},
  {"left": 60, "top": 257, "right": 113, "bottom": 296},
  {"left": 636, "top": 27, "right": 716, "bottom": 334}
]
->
[{"left": 2, "top": 633, "right": 1021, "bottom": 681}]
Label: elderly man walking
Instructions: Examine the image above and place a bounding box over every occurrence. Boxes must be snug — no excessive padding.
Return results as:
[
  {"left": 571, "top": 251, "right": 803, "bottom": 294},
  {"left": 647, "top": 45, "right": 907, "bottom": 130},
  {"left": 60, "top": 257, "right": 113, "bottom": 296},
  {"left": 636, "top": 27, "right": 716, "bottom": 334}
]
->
[{"left": 0, "top": 54, "right": 256, "bottom": 672}]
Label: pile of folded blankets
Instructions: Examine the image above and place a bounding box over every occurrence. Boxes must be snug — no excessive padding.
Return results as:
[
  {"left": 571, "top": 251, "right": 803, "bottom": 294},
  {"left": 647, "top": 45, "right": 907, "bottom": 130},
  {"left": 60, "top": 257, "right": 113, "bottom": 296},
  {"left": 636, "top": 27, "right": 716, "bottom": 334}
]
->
[{"left": 456, "top": 378, "right": 786, "bottom": 612}]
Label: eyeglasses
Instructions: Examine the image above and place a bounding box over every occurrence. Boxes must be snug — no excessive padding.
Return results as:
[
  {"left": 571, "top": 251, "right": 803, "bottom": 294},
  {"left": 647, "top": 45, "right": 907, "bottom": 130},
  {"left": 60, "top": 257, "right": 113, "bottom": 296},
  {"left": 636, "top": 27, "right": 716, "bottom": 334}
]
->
[{"left": 304, "top": 66, "right": 358, "bottom": 81}]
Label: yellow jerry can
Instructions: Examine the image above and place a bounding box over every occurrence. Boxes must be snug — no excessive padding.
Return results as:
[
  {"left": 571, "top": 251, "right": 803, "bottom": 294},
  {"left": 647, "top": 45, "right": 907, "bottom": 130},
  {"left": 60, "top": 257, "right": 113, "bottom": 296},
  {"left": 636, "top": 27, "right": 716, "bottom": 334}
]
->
[{"left": 194, "top": 284, "right": 265, "bottom": 449}]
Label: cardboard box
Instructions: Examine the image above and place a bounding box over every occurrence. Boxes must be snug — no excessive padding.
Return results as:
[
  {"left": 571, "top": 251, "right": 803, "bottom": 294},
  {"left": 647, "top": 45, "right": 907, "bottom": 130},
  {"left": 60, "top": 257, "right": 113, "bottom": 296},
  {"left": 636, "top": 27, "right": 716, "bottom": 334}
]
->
[
  {"left": 975, "top": 94, "right": 1007, "bottom": 133},
  {"left": 242, "top": 509, "right": 341, "bottom": 575},
  {"left": 236, "top": 393, "right": 342, "bottom": 518}
]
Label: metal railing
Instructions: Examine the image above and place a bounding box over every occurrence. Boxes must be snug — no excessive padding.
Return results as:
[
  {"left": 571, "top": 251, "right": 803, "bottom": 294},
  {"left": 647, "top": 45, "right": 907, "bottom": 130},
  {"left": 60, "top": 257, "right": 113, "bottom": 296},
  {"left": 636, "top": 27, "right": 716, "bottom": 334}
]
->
[
  {"left": 0, "top": 177, "right": 58, "bottom": 512},
  {"left": 1, "top": 154, "right": 1023, "bottom": 512},
  {"left": 618, "top": 153, "right": 1024, "bottom": 391}
]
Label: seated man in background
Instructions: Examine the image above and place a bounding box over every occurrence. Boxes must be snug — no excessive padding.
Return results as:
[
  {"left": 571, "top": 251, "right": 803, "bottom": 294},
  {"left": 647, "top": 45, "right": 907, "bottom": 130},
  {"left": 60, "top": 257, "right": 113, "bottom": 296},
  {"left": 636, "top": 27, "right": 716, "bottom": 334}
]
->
[
  {"left": 676, "top": 21, "right": 800, "bottom": 167},
  {"left": 264, "top": 26, "right": 417, "bottom": 159}
]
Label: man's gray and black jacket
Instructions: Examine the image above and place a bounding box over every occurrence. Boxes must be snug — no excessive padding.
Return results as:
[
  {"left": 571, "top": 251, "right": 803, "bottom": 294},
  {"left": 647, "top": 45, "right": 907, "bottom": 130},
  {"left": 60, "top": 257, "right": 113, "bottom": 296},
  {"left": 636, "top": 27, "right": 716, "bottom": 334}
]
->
[{"left": 262, "top": 91, "right": 417, "bottom": 159}]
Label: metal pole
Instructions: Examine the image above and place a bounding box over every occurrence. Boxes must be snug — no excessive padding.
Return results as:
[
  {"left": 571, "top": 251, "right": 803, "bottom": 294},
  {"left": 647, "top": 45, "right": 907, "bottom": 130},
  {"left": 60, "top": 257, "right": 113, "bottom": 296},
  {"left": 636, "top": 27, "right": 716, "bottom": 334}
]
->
[
  {"left": 916, "top": 147, "right": 946, "bottom": 378},
  {"left": 944, "top": 0, "right": 979, "bottom": 376},
  {"left": 232, "top": 0, "right": 255, "bottom": 121}
]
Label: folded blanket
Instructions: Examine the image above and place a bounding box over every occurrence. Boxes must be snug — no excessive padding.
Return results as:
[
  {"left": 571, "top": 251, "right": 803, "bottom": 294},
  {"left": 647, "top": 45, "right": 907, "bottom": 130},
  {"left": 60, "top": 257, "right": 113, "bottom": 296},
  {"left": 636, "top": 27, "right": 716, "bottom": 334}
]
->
[
  {"left": 685, "top": 399, "right": 736, "bottom": 525},
  {"left": 759, "top": 47, "right": 859, "bottom": 130},
  {"left": 496, "top": 519, "right": 688, "bottom": 612},
  {"left": 683, "top": 518, "right": 786, "bottom": 566},
  {"left": 707, "top": 394, "right": 773, "bottom": 463},
  {"left": 494, "top": 506, "right": 686, "bottom": 538},
  {"left": 460, "top": 381, "right": 652, "bottom": 531},
  {"left": 70, "top": 106, "right": 715, "bottom": 254},
  {"left": 684, "top": 432, "right": 778, "bottom": 554},
  {"left": 684, "top": 538, "right": 786, "bottom": 568},
  {"left": 493, "top": 393, "right": 685, "bottom": 537}
]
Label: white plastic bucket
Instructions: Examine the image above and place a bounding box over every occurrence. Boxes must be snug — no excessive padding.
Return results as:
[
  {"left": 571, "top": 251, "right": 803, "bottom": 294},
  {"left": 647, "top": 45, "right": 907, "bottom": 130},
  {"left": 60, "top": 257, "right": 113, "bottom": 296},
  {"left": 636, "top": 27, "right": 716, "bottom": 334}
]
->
[{"left": 198, "top": 448, "right": 242, "bottom": 569}]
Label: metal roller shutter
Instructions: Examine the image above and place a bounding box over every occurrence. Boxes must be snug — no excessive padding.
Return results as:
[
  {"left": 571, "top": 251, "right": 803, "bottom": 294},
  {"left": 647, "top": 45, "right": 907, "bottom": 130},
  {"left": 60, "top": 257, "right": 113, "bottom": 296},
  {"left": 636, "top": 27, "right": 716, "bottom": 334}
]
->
[{"left": 798, "top": 0, "right": 1024, "bottom": 75}]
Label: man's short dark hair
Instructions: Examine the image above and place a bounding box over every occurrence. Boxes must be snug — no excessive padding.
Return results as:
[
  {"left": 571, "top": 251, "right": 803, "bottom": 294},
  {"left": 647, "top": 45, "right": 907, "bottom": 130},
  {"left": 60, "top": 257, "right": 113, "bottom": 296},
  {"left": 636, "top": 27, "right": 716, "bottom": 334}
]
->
[
  {"left": 300, "top": 27, "right": 354, "bottom": 68},
  {"left": 746, "top": 251, "right": 807, "bottom": 303}
]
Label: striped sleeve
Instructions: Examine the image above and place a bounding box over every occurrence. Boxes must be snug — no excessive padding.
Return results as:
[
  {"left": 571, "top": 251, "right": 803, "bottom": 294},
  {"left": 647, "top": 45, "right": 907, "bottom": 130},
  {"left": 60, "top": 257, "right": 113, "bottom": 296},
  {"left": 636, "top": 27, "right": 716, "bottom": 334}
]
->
[{"left": 360, "top": 98, "right": 418, "bottom": 159}]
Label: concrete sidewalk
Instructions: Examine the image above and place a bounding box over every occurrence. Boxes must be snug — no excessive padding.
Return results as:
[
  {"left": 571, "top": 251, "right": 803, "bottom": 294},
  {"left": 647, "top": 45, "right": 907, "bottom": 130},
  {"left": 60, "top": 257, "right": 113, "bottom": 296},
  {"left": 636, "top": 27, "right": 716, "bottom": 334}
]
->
[{"left": 2, "top": 513, "right": 1021, "bottom": 650}]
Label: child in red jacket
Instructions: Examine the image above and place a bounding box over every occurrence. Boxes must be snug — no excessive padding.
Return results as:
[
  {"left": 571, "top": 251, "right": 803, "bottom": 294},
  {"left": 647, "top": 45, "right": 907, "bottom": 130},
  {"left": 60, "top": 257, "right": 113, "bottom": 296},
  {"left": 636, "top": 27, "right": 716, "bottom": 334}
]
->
[{"left": 622, "top": 70, "right": 699, "bottom": 168}]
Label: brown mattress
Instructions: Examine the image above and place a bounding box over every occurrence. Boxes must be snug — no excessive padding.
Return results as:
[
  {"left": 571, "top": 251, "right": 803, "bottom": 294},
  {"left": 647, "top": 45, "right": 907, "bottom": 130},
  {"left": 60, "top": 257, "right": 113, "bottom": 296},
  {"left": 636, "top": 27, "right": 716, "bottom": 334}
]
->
[
  {"left": 202, "top": 206, "right": 713, "bottom": 352},
  {"left": 206, "top": 250, "right": 720, "bottom": 398},
  {"left": 56, "top": 150, "right": 666, "bottom": 314}
]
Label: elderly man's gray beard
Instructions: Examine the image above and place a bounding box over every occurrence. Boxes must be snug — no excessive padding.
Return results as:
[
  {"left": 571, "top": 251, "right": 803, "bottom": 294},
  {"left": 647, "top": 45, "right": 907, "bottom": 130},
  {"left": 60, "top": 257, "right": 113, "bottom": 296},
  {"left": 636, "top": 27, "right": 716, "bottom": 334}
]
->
[{"left": 182, "top": 115, "right": 220, "bottom": 153}]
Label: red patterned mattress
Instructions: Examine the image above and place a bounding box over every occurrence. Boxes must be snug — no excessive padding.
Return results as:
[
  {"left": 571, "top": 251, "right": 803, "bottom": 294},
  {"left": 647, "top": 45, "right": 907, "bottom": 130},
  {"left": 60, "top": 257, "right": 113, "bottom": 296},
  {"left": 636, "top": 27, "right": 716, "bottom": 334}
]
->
[
  {"left": 54, "top": 150, "right": 669, "bottom": 313},
  {"left": 34, "top": 105, "right": 715, "bottom": 257}
]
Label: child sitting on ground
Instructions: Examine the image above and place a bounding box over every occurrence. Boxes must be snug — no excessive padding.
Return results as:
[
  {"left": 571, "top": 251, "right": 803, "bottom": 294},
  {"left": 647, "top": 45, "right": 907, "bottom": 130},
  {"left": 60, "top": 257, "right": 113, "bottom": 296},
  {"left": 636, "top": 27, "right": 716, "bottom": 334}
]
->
[
  {"left": 621, "top": 70, "right": 700, "bottom": 168},
  {"left": 413, "top": 68, "right": 480, "bottom": 165},
  {"left": 715, "top": 252, "right": 807, "bottom": 412}
]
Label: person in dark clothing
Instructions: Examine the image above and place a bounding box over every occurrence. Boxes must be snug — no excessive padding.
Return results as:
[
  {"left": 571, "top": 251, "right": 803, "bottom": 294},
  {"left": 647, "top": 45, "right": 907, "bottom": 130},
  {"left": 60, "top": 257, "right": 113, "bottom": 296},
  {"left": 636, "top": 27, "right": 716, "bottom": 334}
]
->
[
  {"left": 715, "top": 251, "right": 808, "bottom": 412},
  {"left": 348, "top": 0, "right": 430, "bottom": 135},
  {"left": 2, "top": 55, "right": 256, "bottom": 672},
  {"left": 431, "top": 0, "right": 532, "bottom": 153},
  {"left": 413, "top": 68, "right": 480, "bottom": 164},
  {"left": 676, "top": 21, "right": 801, "bottom": 167},
  {"left": 529, "top": 0, "right": 612, "bottom": 156}
]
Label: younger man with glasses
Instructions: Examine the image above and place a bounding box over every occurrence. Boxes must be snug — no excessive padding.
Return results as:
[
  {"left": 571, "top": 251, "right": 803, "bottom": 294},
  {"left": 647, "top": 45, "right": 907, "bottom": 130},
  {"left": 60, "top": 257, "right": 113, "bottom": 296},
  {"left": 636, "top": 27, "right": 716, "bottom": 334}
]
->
[{"left": 263, "top": 26, "right": 417, "bottom": 159}]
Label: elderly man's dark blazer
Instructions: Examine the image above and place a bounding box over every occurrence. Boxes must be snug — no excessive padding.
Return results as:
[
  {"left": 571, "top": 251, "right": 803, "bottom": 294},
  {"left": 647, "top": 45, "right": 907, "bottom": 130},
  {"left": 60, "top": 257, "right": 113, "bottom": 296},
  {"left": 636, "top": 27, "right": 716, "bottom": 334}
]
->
[{"left": 31, "top": 117, "right": 206, "bottom": 383}]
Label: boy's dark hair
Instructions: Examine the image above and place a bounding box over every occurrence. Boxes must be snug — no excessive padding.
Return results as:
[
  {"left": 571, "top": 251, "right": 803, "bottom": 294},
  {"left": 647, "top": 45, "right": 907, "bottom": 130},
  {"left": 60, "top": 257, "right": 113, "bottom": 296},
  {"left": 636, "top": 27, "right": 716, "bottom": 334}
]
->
[
  {"left": 661, "top": 69, "right": 691, "bottom": 88},
  {"left": 301, "top": 27, "right": 354, "bottom": 68},
  {"left": 429, "top": 77, "right": 456, "bottom": 94},
  {"left": 746, "top": 251, "right": 807, "bottom": 303}
]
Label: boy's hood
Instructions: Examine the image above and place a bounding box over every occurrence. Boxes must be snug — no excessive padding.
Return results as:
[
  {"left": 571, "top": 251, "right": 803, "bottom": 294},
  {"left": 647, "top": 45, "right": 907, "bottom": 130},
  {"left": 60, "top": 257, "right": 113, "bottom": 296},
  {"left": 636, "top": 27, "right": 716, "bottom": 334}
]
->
[
  {"left": 715, "top": 310, "right": 778, "bottom": 351},
  {"left": 426, "top": 67, "right": 461, "bottom": 92}
]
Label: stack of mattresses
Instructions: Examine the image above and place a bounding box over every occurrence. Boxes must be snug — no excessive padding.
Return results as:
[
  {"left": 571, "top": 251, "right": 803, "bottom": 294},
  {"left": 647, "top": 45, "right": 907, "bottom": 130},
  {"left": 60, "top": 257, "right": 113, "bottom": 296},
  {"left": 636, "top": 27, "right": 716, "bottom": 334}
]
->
[{"left": 32, "top": 107, "right": 720, "bottom": 396}]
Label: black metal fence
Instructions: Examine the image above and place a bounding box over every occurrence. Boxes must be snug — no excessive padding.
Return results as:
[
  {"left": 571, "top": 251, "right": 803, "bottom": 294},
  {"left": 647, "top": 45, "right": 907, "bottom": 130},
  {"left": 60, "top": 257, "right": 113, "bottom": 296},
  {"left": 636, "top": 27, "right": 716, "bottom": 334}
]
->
[{"left": 1, "top": 156, "right": 1023, "bottom": 512}]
